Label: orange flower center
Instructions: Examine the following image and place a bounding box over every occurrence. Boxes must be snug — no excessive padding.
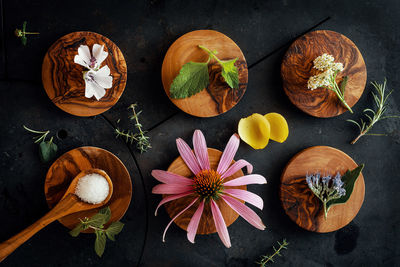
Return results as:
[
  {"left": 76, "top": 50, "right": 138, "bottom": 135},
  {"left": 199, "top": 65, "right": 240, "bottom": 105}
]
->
[{"left": 193, "top": 170, "right": 223, "bottom": 200}]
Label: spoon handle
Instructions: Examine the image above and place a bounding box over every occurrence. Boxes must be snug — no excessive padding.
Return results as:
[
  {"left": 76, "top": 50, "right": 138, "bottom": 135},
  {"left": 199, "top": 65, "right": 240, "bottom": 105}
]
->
[{"left": 0, "top": 194, "right": 78, "bottom": 262}]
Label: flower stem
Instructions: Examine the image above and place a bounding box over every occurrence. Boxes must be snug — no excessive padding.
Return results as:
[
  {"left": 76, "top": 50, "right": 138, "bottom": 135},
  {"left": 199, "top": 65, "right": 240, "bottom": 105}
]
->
[
  {"left": 198, "top": 45, "right": 222, "bottom": 64},
  {"left": 323, "top": 201, "right": 328, "bottom": 219}
]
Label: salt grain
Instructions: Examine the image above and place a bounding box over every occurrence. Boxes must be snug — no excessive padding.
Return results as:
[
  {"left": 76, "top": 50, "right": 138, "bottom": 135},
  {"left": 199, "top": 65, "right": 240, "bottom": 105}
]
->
[{"left": 75, "top": 173, "right": 110, "bottom": 204}]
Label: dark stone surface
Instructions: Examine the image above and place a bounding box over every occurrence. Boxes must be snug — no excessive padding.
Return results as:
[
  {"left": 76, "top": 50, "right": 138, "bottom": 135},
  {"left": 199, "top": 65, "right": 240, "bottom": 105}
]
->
[{"left": 1, "top": 0, "right": 399, "bottom": 266}]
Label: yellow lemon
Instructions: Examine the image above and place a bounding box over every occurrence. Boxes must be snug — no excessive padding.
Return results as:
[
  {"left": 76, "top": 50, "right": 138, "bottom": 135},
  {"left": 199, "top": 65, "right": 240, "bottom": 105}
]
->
[
  {"left": 264, "top": 112, "right": 289, "bottom": 143},
  {"left": 238, "top": 113, "right": 271, "bottom": 149}
]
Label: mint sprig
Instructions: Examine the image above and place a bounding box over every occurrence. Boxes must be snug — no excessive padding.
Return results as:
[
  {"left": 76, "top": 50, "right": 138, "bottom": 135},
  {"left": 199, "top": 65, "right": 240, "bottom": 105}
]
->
[
  {"left": 69, "top": 207, "right": 124, "bottom": 257},
  {"left": 23, "top": 125, "right": 58, "bottom": 163},
  {"left": 169, "top": 45, "right": 240, "bottom": 99}
]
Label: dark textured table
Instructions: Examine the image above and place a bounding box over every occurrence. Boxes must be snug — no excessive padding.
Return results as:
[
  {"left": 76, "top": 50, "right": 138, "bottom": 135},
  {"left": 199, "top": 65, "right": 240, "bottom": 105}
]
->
[{"left": 0, "top": 0, "right": 399, "bottom": 266}]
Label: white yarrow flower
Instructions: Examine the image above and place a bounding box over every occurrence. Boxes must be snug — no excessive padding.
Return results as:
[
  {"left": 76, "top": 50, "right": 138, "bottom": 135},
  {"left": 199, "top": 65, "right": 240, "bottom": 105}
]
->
[
  {"left": 74, "top": 44, "right": 113, "bottom": 100},
  {"left": 313, "top": 53, "right": 335, "bottom": 71}
]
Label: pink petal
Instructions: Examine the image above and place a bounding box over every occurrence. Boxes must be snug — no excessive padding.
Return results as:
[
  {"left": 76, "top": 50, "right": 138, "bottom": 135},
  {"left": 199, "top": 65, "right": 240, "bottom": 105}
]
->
[
  {"left": 187, "top": 200, "right": 205, "bottom": 243},
  {"left": 217, "top": 134, "right": 240, "bottom": 174},
  {"left": 221, "top": 159, "right": 253, "bottom": 179},
  {"left": 223, "top": 189, "right": 263, "bottom": 210},
  {"left": 223, "top": 174, "right": 267, "bottom": 187},
  {"left": 221, "top": 195, "right": 266, "bottom": 230},
  {"left": 151, "top": 170, "right": 193, "bottom": 185},
  {"left": 163, "top": 197, "right": 199, "bottom": 242},
  {"left": 176, "top": 138, "right": 201, "bottom": 175},
  {"left": 210, "top": 199, "right": 231, "bottom": 248},
  {"left": 193, "top": 130, "right": 210, "bottom": 170},
  {"left": 152, "top": 184, "right": 193, "bottom": 195},
  {"left": 154, "top": 191, "right": 193, "bottom": 216}
]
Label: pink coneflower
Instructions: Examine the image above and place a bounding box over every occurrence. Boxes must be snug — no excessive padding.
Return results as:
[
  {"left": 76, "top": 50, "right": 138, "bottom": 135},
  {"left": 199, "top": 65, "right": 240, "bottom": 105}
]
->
[{"left": 151, "top": 130, "right": 267, "bottom": 248}]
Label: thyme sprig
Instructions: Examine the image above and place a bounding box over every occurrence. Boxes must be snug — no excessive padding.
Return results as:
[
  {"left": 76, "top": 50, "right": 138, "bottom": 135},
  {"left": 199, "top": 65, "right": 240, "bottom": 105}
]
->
[
  {"left": 347, "top": 79, "right": 399, "bottom": 144},
  {"left": 115, "top": 103, "right": 151, "bottom": 153},
  {"left": 15, "top": 21, "right": 39, "bottom": 46},
  {"left": 257, "top": 239, "right": 289, "bottom": 266}
]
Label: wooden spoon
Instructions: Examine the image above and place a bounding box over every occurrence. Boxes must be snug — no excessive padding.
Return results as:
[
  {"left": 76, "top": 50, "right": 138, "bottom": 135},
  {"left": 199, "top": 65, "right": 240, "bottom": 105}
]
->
[{"left": 0, "top": 168, "right": 113, "bottom": 262}]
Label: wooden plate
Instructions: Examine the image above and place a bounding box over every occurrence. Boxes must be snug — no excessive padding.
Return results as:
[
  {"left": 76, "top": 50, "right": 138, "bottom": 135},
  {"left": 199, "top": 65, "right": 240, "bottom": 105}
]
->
[
  {"left": 281, "top": 30, "right": 367, "bottom": 118},
  {"left": 42, "top": 31, "right": 127, "bottom": 117},
  {"left": 161, "top": 30, "right": 248, "bottom": 117},
  {"left": 164, "top": 148, "right": 246, "bottom": 234},
  {"left": 280, "top": 146, "right": 365, "bottom": 233},
  {"left": 44, "top": 147, "right": 132, "bottom": 231}
]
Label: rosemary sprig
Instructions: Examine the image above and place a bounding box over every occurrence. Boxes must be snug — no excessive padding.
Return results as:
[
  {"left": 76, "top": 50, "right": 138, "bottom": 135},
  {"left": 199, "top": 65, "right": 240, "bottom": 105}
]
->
[
  {"left": 347, "top": 79, "right": 399, "bottom": 144},
  {"left": 15, "top": 21, "right": 39, "bottom": 46},
  {"left": 257, "top": 239, "right": 289, "bottom": 266},
  {"left": 115, "top": 103, "right": 151, "bottom": 153}
]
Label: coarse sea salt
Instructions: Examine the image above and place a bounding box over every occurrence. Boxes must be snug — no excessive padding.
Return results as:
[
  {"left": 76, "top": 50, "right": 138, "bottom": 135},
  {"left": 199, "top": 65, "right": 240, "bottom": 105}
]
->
[{"left": 75, "top": 173, "right": 109, "bottom": 204}]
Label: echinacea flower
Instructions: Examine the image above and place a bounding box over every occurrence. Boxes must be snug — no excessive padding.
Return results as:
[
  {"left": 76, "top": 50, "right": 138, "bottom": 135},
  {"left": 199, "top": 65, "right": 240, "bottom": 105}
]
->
[
  {"left": 151, "top": 130, "right": 267, "bottom": 248},
  {"left": 74, "top": 44, "right": 112, "bottom": 100}
]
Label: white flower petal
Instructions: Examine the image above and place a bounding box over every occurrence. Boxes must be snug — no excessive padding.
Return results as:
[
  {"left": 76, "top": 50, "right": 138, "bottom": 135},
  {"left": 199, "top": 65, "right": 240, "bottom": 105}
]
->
[
  {"left": 74, "top": 55, "right": 90, "bottom": 68},
  {"left": 94, "top": 74, "right": 113, "bottom": 89},
  {"left": 92, "top": 44, "right": 108, "bottom": 67},
  {"left": 77, "top": 45, "right": 91, "bottom": 65},
  {"left": 84, "top": 79, "right": 95, "bottom": 98},
  {"left": 97, "top": 65, "right": 111, "bottom": 76},
  {"left": 91, "top": 82, "right": 106, "bottom": 100}
]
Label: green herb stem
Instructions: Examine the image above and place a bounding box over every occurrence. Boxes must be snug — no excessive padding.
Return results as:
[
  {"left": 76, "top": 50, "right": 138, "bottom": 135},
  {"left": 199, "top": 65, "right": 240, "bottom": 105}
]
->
[
  {"left": 257, "top": 239, "right": 289, "bottom": 267},
  {"left": 198, "top": 45, "right": 222, "bottom": 64},
  {"left": 325, "top": 73, "right": 353, "bottom": 113}
]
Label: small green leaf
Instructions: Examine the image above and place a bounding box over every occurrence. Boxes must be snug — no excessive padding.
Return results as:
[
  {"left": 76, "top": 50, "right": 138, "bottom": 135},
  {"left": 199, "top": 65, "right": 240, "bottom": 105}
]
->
[
  {"left": 39, "top": 140, "right": 58, "bottom": 163},
  {"left": 69, "top": 223, "right": 84, "bottom": 237},
  {"left": 105, "top": 221, "right": 124, "bottom": 241},
  {"left": 94, "top": 230, "right": 107, "bottom": 257},
  {"left": 169, "top": 61, "right": 210, "bottom": 99},
  {"left": 88, "top": 207, "right": 111, "bottom": 228},
  {"left": 220, "top": 58, "right": 239, "bottom": 89},
  {"left": 21, "top": 36, "right": 27, "bottom": 46},
  {"left": 340, "top": 76, "right": 348, "bottom": 94},
  {"left": 327, "top": 164, "right": 364, "bottom": 210},
  {"left": 22, "top": 21, "right": 27, "bottom": 32}
]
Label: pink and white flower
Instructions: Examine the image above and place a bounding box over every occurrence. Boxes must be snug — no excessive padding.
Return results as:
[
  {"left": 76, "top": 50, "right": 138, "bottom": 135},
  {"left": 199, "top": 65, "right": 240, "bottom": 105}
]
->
[
  {"left": 74, "top": 44, "right": 112, "bottom": 100},
  {"left": 152, "top": 130, "right": 267, "bottom": 248}
]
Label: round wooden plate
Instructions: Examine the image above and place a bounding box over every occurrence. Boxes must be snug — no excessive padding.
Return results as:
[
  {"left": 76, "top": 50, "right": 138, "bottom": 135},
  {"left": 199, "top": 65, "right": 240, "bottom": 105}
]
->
[
  {"left": 164, "top": 148, "right": 246, "bottom": 234},
  {"left": 280, "top": 146, "right": 365, "bottom": 233},
  {"left": 281, "top": 30, "right": 367, "bottom": 118},
  {"left": 44, "top": 146, "right": 132, "bottom": 232},
  {"left": 161, "top": 30, "right": 248, "bottom": 117},
  {"left": 42, "top": 31, "right": 127, "bottom": 117}
]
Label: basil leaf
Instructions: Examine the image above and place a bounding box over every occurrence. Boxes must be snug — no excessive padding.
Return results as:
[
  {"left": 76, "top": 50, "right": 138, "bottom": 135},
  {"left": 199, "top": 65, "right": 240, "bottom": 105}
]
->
[
  {"left": 105, "top": 221, "right": 124, "bottom": 241},
  {"left": 94, "top": 230, "right": 107, "bottom": 257},
  {"left": 327, "top": 164, "right": 364, "bottom": 210},
  {"left": 170, "top": 61, "right": 210, "bottom": 99},
  {"left": 69, "top": 223, "right": 84, "bottom": 237},
  {"left": 39, "top": 140, "right": 58, "bottom": 163},
  {"left": 220, "top": 58, "right": 239, "bottom": 89}
]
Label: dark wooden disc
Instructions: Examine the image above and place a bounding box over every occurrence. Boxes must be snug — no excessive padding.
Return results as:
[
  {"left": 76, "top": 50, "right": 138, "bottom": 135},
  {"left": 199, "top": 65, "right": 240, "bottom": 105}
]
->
[
  {"left": 42, "top": 31, "right": 127, "bottom": 117},
  {"left": 281, "top": 30, "right": 367, "bottom": 118},
  {"left": 161, "top": 30, "right": 248, "bottom": 117},
  {"left": 280, "top": 146, "right": 365, "bottom": 233},
  {"left": 164, "top": 148, "right": 246, "bottom": 235},
  {"left": 44, "top": 146, "right": 132, "bottom": 232}
]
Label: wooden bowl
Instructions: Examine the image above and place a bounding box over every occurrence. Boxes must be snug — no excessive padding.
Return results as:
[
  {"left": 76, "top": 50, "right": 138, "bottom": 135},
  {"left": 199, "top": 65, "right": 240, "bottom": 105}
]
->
[
  {"left": 161, "top": 30, "right": 248, "bottom": 117},
  {"left": 164, "top": 148, "right": 246, "bottom": 234},
  {"left": 42, "top": 31, "right": 127, "bottom": 117},
  {"left": 280, "top": 146, "right": 365, "bottom": 233},
  {"left": 44, "top": 146, "right": 132, "bottom": 232},
  {"left": 281, "top": 30, "right": 367, "bottom": 118}
]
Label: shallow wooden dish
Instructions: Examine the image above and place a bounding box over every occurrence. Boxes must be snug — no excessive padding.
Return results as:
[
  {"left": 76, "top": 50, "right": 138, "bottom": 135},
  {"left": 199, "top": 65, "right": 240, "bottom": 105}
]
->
[
  {"left": 280, "top": 146, "right": 365, "bottom": 233},
  {"left": 44, "top": 146, "right": 132, "bottom": 232},
  {"left": 281, "top": 30, "right": 367, "bottom": 118},
  {"left": 161, "top": 30, "right": 248, "bottom": 117},
  {"left": 42, "top": 31, "right": 127, "bottom": 117},
  {"left": 164, "top": 148, "right": 246, "bottom": 234}
]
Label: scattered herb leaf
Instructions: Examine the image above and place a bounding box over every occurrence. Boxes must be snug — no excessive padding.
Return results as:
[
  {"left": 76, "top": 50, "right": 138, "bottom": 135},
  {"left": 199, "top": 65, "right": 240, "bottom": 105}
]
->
[
  {"left": 257, "top": 239, "right": 289, "bottom": 266},
  {"left": 220, "top": 58, "right": 239, "bottom": 89},
  {"left": 347, "top": 79, "right": 399, "bottom": 144},
  {"left": 23, "top": 125, "right": 58, "bottom": 163},
  {"left": 69, "top": 207, "right": 124, "bottom": 258},
  {"left": 15, "top": 21, "right": 40, "bottom": 46}
]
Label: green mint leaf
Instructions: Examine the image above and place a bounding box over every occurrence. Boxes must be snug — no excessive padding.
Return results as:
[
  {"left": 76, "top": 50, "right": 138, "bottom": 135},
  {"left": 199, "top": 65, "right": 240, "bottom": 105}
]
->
[
  {"left": 69, "top": 222, "right": 84, "bottom": 237},
  {"left": 105, "top": 221, "right": 124, "bottom": 241},
  {"left": 88, "top": 207, "right": 111, "bottom": 228},
  {"left": 39, "top": 140, "right": 57, "bottom": 163},
  {"left": 170, "top": 61, "right": 210, "bottom": 99},
  {"left": 94, "top": 230, "right": 107, "bottom": 257},
  {"left": 327, "top": 164, "right": 364, "bottom": 210},
  {"left": 220, "top": 58, "right": 239, "bottom": 89}
]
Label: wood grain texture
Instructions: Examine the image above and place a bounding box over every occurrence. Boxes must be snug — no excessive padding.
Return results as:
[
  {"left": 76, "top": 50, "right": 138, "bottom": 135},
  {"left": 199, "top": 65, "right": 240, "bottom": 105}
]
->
[
  {"left": 281, "top": 30, "right": 367, "bottom": 118},
  {"left": 42, "top": 31, "right": 127, "bottom": 117},
  {"left": 280, "top": 146, "right": 365, "bottom": 233},
  {"left": 164, "top": 148, "right": 246, "bottom": 235},
  {"left": 162, "top": 30, "right": 248, "bottom": 117},
  {"left": 44, "top": 146, "right": 132, "bottom": 231}
]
